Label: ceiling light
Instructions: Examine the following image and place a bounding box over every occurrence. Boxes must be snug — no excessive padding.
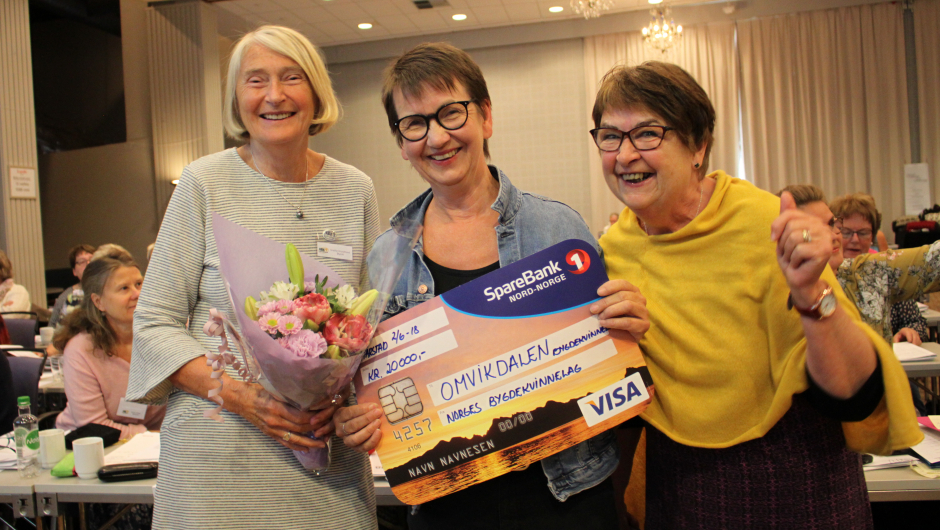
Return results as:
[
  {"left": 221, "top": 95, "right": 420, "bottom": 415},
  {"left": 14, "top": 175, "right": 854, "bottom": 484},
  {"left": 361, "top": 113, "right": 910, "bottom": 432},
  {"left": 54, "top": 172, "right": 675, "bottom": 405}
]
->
[
  {"left": 648, "top": 0, "right": 663, "bottom": 4},
  {"left": 570, "top": 0, "right": 613, "bottom": 19},
  {"left": 549, "top": 6, "right": 564, "bottom": 12},
  {"left": 358, "top": 23, "right": 372, "bottom": 29},
  {"left": 643, "top": 5, "right": 683, "bottom": 53},
  {"left": 452, "top": 14, "right": 467, "bottom": 21}
]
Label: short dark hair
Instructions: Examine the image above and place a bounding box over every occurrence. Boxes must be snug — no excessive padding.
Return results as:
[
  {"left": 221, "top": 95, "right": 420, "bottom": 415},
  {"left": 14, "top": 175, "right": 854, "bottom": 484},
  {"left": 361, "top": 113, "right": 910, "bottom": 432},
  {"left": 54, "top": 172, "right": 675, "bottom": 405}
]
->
[
  {"left": 776, "top": 184, "right": 827, "bottom": 207},
  {"left": 593, "top": 62, "right": 716, "bottom": 174},
  {"left": 381, "top": 42, "right": 491, "bottom": 158},
  {"left": 68, "top": 244, "right": 96, "bottom": 269}
]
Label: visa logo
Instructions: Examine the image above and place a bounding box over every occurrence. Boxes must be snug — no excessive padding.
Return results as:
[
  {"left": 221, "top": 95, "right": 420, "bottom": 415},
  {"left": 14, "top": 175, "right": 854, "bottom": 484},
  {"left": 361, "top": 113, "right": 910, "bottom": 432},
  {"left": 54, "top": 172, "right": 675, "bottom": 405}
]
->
[{"left": 577, "top": 372, "right": 650, "bottom": 428}]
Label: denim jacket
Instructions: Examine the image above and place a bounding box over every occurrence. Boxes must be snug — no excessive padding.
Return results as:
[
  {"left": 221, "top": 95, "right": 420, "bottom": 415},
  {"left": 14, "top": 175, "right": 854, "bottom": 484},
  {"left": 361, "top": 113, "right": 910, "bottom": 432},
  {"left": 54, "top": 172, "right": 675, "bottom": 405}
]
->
[{"left": 368, "top": 166, "right": 619, "bottom": 502}]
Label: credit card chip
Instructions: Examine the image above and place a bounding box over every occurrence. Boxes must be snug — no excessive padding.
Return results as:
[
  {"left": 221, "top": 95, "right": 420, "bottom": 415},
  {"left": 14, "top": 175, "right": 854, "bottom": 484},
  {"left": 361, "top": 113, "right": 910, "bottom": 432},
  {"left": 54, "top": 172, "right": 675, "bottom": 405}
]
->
[{"left": 379, "top": 378, "right": 423, "bottom": 424}]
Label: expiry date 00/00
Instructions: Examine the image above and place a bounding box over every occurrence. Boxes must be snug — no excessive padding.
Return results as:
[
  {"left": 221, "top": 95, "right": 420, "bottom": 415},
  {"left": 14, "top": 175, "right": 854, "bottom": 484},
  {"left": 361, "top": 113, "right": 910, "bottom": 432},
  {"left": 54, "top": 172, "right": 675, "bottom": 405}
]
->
[
  {"left": 393, "top": 417, "right": 433, "bottom": 443},
  {"left": 497, "top": 412, "right": 534, "bottom": 433}
]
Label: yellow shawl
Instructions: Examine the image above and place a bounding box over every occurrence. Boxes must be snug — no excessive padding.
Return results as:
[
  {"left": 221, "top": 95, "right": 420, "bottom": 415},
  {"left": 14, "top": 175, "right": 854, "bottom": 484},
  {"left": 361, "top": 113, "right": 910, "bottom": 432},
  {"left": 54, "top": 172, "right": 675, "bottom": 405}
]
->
[{"left": 600, "top": 171, "right": 922, "bottom": 454}]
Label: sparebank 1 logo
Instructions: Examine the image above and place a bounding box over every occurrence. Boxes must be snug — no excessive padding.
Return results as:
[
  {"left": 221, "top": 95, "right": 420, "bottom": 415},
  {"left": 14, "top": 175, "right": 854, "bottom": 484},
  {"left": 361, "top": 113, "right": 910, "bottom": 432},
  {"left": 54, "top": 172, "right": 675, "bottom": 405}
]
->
[
  {"left": 566, "top": 249, "right": 591, "bottom": 274},
  {"left": 577, "top": 372, "right": 649, "bottom": 427}
]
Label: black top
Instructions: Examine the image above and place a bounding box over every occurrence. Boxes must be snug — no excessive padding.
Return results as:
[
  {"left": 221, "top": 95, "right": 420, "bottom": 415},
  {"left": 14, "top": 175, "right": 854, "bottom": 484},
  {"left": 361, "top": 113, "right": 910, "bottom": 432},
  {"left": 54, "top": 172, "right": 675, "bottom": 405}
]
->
[
  {"left": 803, "top": 355, "right": 885, "bottom": 422},
  {"left": 422, "top": 255, "right": 500, "bottom": 295}
]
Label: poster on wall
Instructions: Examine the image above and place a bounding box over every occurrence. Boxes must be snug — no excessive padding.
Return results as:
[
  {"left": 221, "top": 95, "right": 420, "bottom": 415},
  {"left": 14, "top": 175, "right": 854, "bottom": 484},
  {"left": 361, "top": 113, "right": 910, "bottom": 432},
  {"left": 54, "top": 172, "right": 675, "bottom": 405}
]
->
[
  {"left": 905, "top": 163, "right": 930, "bottom": 215},
  {"left": 354, "top": 239, "right": 653, "bottom": 505},
  {"left": 9, "top": 167, "right": 37, "bottom": 199}
]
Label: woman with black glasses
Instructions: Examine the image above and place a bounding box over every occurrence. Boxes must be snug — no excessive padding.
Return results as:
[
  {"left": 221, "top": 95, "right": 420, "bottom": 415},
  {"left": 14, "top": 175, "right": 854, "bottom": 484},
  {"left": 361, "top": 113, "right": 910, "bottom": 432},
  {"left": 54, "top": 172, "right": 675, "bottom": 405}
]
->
[
  {"left": 593, "top": 62, "right": 920, "bottom": 528},
  {"left": 334, "top": 42, "right": 650, "bottom": 529}
]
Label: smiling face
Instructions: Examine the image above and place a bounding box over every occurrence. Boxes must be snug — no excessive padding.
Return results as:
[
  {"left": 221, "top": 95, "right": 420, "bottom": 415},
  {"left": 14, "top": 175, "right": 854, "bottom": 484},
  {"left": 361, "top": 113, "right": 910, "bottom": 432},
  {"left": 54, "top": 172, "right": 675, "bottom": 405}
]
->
[
  {"left": 91, "top": 266, "right": 142, "bottom": 328},
  {"left": 840, "top": 213, "right": 873, "bottom": 259},
  {"left": 393, "top": 82, "right": 493, "bottom": 191},
  {"left": 236, "top": 45, "right": 316, "bottom": 148},
  {"left": 599, "top": 106, "right": 706, "bottom": 222},
  {"left": 799, "top": 201, "right": 844, "bottom": 271}
]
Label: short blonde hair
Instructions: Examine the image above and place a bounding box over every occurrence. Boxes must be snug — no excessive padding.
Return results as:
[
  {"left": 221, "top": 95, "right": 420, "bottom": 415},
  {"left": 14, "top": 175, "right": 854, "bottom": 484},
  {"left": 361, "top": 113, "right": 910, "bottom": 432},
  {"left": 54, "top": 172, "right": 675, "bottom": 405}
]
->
[{"left": 222, "top": 25, "right": 340, "bottom": 140}]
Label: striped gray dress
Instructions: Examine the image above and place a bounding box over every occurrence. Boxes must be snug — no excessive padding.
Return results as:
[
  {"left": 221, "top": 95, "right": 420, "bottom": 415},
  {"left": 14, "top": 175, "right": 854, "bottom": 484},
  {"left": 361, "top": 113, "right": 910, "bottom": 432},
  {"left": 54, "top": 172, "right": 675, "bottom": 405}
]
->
[{"left": 128, "top": 148, "right": 380, "bottom": 530}]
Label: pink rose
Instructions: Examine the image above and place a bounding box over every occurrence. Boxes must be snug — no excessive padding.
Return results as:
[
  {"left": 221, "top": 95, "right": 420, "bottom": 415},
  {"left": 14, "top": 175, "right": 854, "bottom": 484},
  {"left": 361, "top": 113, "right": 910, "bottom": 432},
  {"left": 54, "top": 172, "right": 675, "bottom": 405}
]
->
[
  {"left": 292, "top": 293, "right": 332, "bottom": 325},
  {"left": 322, "top": 313, "right": 373, "bottom": 353}
]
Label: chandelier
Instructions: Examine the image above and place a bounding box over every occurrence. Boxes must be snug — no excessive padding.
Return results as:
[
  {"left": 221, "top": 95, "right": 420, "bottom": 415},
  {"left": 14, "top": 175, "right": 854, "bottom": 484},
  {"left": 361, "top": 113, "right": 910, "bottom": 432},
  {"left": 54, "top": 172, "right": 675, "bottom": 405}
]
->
[
  {"left": 570, "top": 0, "right": 614, "bottom": 20},
  {"left": 642, "top": 6, "right": 683, "bottom": 53}
]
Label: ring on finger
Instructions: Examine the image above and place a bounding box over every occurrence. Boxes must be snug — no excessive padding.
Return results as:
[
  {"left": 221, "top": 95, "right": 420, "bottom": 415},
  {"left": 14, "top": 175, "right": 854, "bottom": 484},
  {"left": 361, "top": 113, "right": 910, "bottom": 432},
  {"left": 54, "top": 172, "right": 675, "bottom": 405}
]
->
[
  {"left": 802, "top": 229, "right": 812, "bottom": 243},
  {"left": 341, "top": 422, "right": 350, "bottom": 436},
  {"left": 283, "top": 431, "right": 292, "bottom": 442}
]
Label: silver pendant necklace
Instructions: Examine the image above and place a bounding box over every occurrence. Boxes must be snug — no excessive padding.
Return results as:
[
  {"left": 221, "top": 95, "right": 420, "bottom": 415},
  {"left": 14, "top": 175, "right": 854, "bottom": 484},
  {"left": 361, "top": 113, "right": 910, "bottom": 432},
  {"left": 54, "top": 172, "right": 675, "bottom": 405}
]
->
[{"left": 250, "top": 144, "right": 310, "bottom": 219}]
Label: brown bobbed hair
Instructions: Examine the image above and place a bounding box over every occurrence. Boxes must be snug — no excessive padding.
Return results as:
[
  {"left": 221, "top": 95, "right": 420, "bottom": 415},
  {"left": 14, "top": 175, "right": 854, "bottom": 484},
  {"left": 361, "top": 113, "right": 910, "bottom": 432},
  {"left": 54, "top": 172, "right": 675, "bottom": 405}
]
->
[
  {"left": 592, "top": 62, "right": 716, "bottom": 174},
  {"left": 776, "top": 184, "right": 828, "bottom": 207},
  {"left": 381, "top": 42, "right": 491, "bottom": 158},
  {"left": 53, "top": 247, "right": 138, "bottom": 356},
  {"left": 68, "top": 244, "right": 96, "bottom": 269},
  {"left": 830, "top": 193, "right": 881, "bottom": 232},
  {"left": 0, "top": 250, "right": 12, "bottom": 283}
]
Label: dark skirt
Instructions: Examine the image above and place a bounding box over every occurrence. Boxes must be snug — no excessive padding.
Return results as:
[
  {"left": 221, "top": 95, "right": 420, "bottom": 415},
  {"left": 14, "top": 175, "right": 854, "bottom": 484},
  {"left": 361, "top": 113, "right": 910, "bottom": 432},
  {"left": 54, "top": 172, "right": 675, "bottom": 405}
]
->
[
  {"left": 408, "top": 461, "right": 619, "bottom": 530},
  {"left": 646, "top": 395, "right": 872, "bottom": 529}
]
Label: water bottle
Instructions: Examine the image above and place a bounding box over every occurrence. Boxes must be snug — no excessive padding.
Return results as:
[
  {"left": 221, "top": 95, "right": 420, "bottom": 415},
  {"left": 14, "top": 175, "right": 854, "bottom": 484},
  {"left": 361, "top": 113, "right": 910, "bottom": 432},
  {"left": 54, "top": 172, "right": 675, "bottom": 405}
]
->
[{"left": 13, "top": 396, "right": 40, "bottom": 478}]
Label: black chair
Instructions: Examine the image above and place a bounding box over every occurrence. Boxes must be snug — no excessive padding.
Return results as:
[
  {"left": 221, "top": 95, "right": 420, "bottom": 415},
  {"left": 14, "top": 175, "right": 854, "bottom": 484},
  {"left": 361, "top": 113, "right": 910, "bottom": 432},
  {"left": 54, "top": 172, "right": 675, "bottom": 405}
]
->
[
  {"left": 0, "top": 354, "right": 15, "bottom": 432},
  {"left": 1, "top": 313, "right": 38, "bottom": 349},
  {"left": 9, "top": 352, "right": 46, "bottom": 414}
]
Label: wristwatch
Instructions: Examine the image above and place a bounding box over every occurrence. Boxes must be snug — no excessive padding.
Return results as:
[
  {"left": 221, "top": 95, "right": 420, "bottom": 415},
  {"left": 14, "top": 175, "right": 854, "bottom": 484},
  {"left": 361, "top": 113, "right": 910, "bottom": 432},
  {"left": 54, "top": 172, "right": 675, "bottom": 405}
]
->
[{"left": 787, "top": 284, "right": 836, "bottom": 320}]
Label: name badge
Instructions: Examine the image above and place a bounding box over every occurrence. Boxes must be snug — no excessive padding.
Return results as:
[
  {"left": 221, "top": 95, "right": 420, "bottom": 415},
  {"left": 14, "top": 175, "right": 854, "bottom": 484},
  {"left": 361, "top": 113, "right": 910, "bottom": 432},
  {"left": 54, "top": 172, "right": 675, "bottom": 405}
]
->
[
  {"left": 117, "top": 398, "right": 148, "bottom": 420},
  {"left": 317, "top": 242, "right": 353, "bottom": 261}
]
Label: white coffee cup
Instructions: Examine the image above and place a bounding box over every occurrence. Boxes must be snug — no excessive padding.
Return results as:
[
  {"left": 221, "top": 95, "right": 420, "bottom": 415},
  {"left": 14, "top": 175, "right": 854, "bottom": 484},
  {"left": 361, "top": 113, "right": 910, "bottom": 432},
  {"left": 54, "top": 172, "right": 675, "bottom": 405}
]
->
[
  {"left": 39, "top": 429, "right": 67, "bottom": 469},
  {"left": 39, "top": 326, "right": 55, "bottom": 346},
  {"left": 72, "top": 437, "right": 105, "bottom": 479}
]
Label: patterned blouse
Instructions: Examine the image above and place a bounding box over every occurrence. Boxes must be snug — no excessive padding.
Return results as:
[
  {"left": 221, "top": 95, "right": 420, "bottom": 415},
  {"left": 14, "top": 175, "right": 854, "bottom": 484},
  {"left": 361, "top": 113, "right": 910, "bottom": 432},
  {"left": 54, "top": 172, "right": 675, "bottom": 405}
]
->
[{"left": 836, "top": 241, "right": 940, "bottom": 343}]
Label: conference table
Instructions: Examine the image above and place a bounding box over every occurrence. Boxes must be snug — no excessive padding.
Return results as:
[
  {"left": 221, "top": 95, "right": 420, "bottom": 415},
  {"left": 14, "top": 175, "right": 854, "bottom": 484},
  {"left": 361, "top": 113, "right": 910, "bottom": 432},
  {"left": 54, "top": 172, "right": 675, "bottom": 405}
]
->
[{"left": 6, "top": 346, "right": 940, "bottom": 526}]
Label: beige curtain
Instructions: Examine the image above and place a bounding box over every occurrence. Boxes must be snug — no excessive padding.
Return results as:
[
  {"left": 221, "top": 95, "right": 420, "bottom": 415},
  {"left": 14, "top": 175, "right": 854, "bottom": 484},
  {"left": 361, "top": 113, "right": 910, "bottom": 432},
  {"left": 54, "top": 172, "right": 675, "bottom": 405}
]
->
[
  {"left": 916, "top": 0, "right": 940, "bottom": 207},
  {"left": 583, "top": 22, "right": 738, "bottom": 233},
  {"left": 738, "top": 3, "right": 910, "bottom": 240}
]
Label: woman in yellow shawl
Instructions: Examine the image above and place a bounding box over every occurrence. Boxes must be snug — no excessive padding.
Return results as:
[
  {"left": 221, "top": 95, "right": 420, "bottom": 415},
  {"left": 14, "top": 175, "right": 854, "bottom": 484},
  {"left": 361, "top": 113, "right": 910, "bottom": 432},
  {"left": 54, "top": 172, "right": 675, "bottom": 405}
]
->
[{"left": 592, "top": 62, "right": 921, "bottom": 528}]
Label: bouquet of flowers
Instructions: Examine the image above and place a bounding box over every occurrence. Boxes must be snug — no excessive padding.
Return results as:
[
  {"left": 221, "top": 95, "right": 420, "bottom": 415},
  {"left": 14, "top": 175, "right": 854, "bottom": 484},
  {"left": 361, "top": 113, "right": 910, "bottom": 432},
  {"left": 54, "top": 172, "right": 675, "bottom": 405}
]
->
[
  {"left": 203, "top": 214, "right": 416, "bottom": 472},
  {"left": 245, "top": 247, "right": 377, "bottom": 362}
]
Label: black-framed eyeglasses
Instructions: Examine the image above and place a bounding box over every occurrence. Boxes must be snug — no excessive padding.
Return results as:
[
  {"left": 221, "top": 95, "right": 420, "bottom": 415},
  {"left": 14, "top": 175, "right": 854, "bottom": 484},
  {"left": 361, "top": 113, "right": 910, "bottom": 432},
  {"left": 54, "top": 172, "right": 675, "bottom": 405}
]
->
[
  {"left": 395, "top": 100, "right": 475, "bottom": 142},
  {"left": 589, "top": 125, "right": 675, "bottom": 152},
  {"left": 840, "top": 227, "right": 873, "bottom": 240}
]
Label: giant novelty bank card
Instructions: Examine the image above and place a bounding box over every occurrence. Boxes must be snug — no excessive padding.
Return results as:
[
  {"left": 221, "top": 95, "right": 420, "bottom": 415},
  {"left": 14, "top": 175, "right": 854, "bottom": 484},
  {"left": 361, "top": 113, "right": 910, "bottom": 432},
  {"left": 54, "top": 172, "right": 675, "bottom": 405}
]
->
[{"left": 354, "top": 240, "right": 653, "bottom": 504}]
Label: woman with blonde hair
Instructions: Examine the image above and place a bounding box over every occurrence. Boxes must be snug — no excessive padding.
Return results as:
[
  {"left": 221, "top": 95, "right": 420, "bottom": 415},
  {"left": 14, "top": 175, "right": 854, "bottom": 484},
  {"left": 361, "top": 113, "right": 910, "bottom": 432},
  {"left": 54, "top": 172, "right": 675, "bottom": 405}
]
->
[{"left": 126, "top": 25, "right": 378, "bottom": 529}]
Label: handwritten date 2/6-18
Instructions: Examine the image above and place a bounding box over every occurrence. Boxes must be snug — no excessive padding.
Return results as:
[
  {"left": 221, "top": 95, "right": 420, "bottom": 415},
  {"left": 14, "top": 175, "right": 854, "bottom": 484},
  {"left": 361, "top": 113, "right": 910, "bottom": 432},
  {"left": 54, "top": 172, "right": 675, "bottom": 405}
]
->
[
  {"left": 391, "top": 325, "right": 420, "bottom": 345},
  {"left": 393, "top": 417, "right": 433, "bottom": 443}
]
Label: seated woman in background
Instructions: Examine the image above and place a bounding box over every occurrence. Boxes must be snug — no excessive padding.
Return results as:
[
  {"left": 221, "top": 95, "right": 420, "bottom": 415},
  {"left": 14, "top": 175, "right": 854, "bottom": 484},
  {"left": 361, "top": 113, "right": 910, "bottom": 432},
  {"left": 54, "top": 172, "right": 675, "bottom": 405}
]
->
[
  {"left": 54, "top": 246, "right": 164, "bottom": 439},
  {"left": 827, "top": 192, "right": 934, "bottom": 344},
  {"left": 0, "top": 250, "right": 31, "bottom": 317}
]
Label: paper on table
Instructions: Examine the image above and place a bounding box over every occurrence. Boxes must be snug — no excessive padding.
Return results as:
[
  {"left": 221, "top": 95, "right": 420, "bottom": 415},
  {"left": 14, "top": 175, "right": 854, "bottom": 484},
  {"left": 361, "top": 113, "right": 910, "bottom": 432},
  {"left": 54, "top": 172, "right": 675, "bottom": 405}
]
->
[
  {"left": 104, "top": 432, "right": 160, "bottom": 465},
  {"left": 370, "top": 452, "right": 385, "bottom": 477},
  {"left": 910, "top": 426, "right": 940, "bottom": 466},
  {"left": 893, "top": 342, "right": 938, "bottom": 362},
  {"left": 863, "top": 454, "right": 918, "bottom": 470},
  {"left": 918, "top": 416, "right": 940, "bottom": 432},
  {"left": 0, "top": 432, "right": 17, "bottom": 470}
]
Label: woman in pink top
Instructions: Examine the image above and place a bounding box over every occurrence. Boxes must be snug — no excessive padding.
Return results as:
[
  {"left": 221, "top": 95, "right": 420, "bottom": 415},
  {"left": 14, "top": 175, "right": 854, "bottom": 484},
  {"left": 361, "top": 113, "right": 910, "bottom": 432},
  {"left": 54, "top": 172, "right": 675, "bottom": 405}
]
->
[{"left": 54, "top": 246, "right": 164, "bottom": 439}]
